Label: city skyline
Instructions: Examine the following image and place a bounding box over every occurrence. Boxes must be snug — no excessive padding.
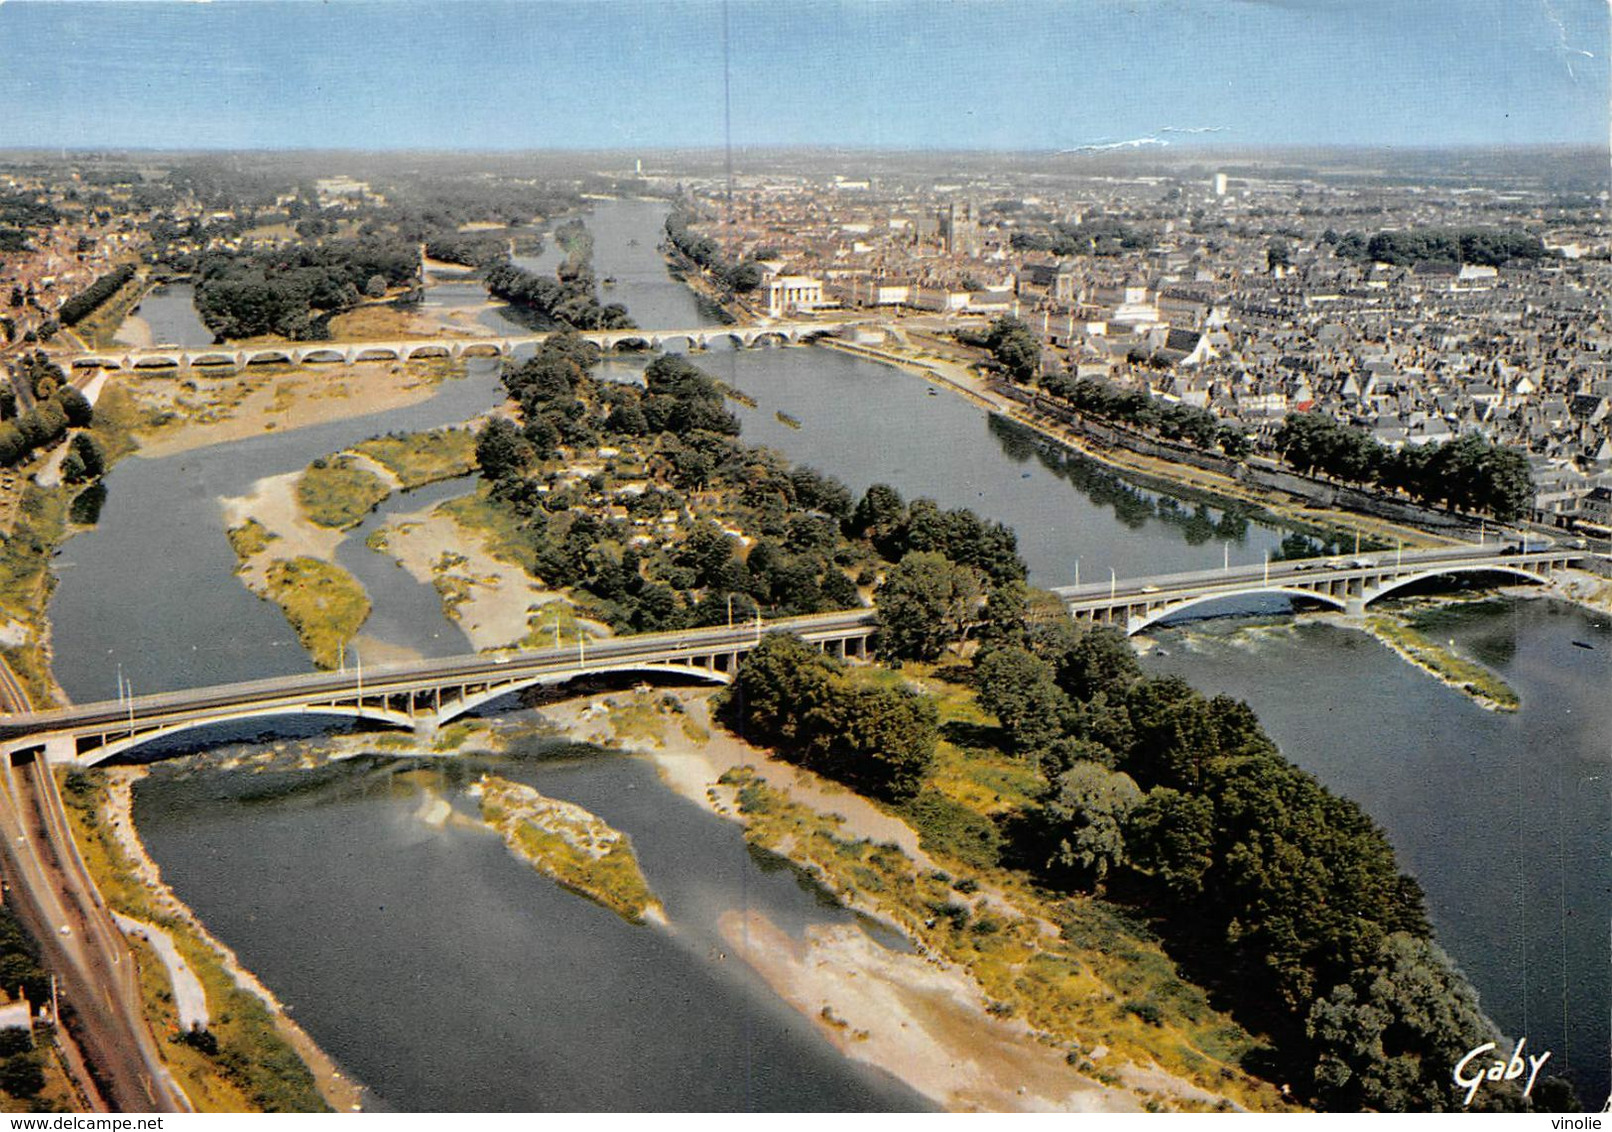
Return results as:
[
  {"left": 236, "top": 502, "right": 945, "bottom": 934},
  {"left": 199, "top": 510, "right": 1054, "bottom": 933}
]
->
[{"left": 0, "top": 0, "right": 1607, "bottom": 153}]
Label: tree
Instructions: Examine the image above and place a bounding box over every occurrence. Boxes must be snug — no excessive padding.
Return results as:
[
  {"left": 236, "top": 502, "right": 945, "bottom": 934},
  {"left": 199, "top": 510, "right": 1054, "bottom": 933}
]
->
[
  {"left": 726, "top": 633, "right": 936, "bottom": 800},
  {"left": 1266, "top": 238, "right": 1293, "bottom": 273},
  {"left": 1041, "top": 762, "right": 1142, "bottom": 889},
  {"left": 973, "top": 645, "right": 1067, "bottom": 754},
  {"left": 1122, "top": 675, "right": 1219, "bottom": 790},
  {"left": 1308, "top": 933, "right": 1521, "bottom": 1112},
  {"left": 875, "top": 551, "right": 983, "bottom": 662},
  {"left": 847, "top": 482, "right": 905, "bottom": 542},
  {"left": 474, "top": 417, "right": 532, "bottom": 483},
  {"left": 58, "top": 386, "right": 93, "bottom": 428},
  {"left": 364, "top": 273, "right": 388, "bottom": 298},
  {"left": 65, "top": 432, "right": 105, "bottom": 482},
  {"left": 983, "top": 315, "right": 1042, "bottom": 384},
  {"left": 804, "top": 682, "right": 938, "bottom": 800},
  {"left": 1127, "top": 787, "right": 1214, "bottom": 898},
  {"left": 1043, "top": 623, "right": 1141, "bottom": 703}
]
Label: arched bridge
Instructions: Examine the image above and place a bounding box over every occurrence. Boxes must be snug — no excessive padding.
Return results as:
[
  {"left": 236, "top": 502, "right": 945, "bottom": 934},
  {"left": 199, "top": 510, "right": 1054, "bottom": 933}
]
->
[
  {"left": 1052, "top": 546, "right": 1582, "bottom": 636},
  {"left": 63, "top": 320, "right": 872, "bottom": 373},
  {"left": 0, "top": 612, "right": 875, "bottom": 767}
]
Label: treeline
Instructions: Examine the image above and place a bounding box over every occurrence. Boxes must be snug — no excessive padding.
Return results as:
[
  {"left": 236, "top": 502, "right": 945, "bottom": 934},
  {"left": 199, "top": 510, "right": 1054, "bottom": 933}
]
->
[
  {"left": 963, "top": 613, "right": 1546, "bottom": 1110},
  {"left": 383, "top": 178, "right": 580, "bottom": 234},
  {"left": 193, "top": 237, "right": 420, "bottom": 340},
  {"left": 1325, "top": 227, "right": 1548, "bottom": 267},
  {"left": 0, "top": 354, "right": 96, "bottom": 472},
  {"left": 1039, "top": 374, "right": 1251, "bottom": 458},
  {"left": 716, "top": 581, "right": 1553, "bottom": 1108},
  {"left": 1010, "top": 216, "right": 1151, "bottom": 258},
  {"left": 57, "top": 262, "right": 136, "bottom": 326},
  {"left": 725, "top": 633, "right": 938, "bottom": 800},
  {"left": 664, "top": 211, "right": 764, "bottom": 292},
  {"left": 424, "top": 231, "right": 512, "bottom": 269},
  {"left": 483, "top": 258, "right": 633, "bottom": 331},
  {"left": 1275, "top": 412, "right": 1533, "bottom": 520},
  {"left": 1016, "top": 374, "right": 1530, "bottom": 519}
]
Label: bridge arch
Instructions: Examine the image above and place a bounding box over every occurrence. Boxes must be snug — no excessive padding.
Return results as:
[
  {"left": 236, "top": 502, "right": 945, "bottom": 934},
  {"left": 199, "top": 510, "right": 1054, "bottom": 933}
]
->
[
  {"left": 245, "top": 349, "right": 292, "bottom": 366},
  {"left": 1124, "top": 586, "right": 1349, "bottom": 635},
  {"left": 608, "top": 335, "right": 653, "bottom": 353},
  {"left": 438, "top": 662, "right": 731, "bottom": 726},
  {"left": 460, "top": 342, "right": 504, "bottom": 358},
  {"left": 72, "top": 703, "right": 418, "bottom": 767},
  {"left": 299, "top": 348, "right": 347, "bottom": 364},
  {"left": 353, "top": 346, "right": 400, "bottom": 363},
  {"left": 404, "top": 344, "right": 451, "bottom": 361},
  {"left": 132, "top": 354, "right": 181, "bottom": 370},
  {"left": 1360, "top": 563, "right": 1551, "bottom": 606}
]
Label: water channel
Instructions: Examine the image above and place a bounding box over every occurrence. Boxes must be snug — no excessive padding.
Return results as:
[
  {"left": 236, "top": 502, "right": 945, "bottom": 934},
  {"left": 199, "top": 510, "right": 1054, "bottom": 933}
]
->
[{"left": 47, "top": 198, "right": 1608, "bottom": 1109}]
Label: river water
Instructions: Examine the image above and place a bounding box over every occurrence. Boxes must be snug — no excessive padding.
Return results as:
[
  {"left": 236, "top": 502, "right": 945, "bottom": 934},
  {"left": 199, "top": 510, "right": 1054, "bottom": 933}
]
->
[{"left": 62, "top": 198, "right": 1608, "bottom": 1109}]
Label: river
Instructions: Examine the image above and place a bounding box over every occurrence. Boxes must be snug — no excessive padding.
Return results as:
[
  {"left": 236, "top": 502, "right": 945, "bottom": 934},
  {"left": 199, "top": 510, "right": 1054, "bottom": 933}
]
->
[{"left": 54, "top": 197, "right": 1608, "bottom": 1110}]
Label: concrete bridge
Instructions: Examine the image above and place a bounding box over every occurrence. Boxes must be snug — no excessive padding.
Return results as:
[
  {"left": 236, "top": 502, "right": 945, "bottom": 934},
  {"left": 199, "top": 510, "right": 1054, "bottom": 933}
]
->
[
  {"left": 1052, "top": 545, "right": 1581, "bottom": 635},
  {"left": 62, "top": 319, "right": 872, "bottom": 373},
  {"left": 0, "top": 611, "right": 875, "bottom": 767}
]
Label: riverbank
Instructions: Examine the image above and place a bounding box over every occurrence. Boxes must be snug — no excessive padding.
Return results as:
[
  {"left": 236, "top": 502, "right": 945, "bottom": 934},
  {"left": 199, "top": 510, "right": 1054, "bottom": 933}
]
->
[
  {"left": 369, "top": 495, "right": 576, "bottom": 652},
  {"left": 547, "top": 687, "right": 1285, "bottom": 1113},
  {"left": 69, "top": 768, "right": 364, "bottom": 1112},
  {"left": 859, "top": 334, "right": 1453, "bottom": 554}
]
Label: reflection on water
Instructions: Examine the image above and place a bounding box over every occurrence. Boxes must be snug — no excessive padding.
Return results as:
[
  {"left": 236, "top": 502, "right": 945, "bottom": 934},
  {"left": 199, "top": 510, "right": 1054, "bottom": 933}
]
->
[
  {"left": 1146, "top": 600, "right": 1611, "bottom": 1107},
  {"left": 134, "top": 737, "right": 928, "bottom": 1112}
]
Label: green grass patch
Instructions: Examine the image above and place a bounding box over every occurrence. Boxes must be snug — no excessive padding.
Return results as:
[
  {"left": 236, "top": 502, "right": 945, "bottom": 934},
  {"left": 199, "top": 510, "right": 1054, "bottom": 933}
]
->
[
  {"left": 225, "top": 519, "right": 277, "bottom": 566},
  {"left": 441, "top": 486, "right": 539, "bottom": 575},
  {"left": 1365, "top": 614, "right": 1519, "bottom": 711},
  {"left": 432, "top": 720, "right": 490, "bottom": 752},
  {"left": 295, "top": 455, "right": 390, "bottom": 530},
  {"left": 721, "top": 766, "right": 1290, "bottom": 1112},
  {"left": 522, "top": 601, "right": 583, "bottom": 647},
  {"left": 354, "top": 429, "right": 476, "bottom": 491},
  {"left": 893, "top": 787, "right": 1003, "bottom": 870},
  {"left": 263, "top": 557, "right": 370, "bottom": 669},
  {"left": 478, "top": 774, "right": 662, "bottom": 923}
]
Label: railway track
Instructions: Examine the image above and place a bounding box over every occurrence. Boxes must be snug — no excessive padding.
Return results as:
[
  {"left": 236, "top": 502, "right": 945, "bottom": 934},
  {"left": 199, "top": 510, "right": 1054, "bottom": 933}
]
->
[{"left": 0, "top": 753, "right": 189, "bottom": 1111}]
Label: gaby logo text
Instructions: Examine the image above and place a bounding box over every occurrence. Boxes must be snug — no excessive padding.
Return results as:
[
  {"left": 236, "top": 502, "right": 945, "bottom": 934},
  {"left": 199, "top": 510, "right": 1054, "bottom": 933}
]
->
[{"left": 1453, "top": 1038, "right": 1550, "bottom": 1107}]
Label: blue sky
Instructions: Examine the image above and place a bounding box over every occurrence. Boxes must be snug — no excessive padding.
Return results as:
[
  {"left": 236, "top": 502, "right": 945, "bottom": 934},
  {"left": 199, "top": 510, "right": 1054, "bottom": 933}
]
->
[{"left": 0, "top": 0, "right": 1606, "bottom": 151}]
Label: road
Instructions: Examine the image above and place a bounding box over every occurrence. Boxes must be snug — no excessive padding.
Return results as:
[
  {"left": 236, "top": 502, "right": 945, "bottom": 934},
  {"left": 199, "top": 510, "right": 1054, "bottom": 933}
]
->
[
  {"left": 0, "top": 608, "right": 879, "bottom": 745},
  {"left": 1050, "top": 542, "right": 1551, "bottom": 604}
]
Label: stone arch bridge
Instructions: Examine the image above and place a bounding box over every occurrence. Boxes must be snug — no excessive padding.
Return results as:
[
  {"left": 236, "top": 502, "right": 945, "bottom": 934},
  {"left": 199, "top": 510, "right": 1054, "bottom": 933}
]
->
[{"left": 64, "top": 320, "right": 870, "bottom": 373}]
